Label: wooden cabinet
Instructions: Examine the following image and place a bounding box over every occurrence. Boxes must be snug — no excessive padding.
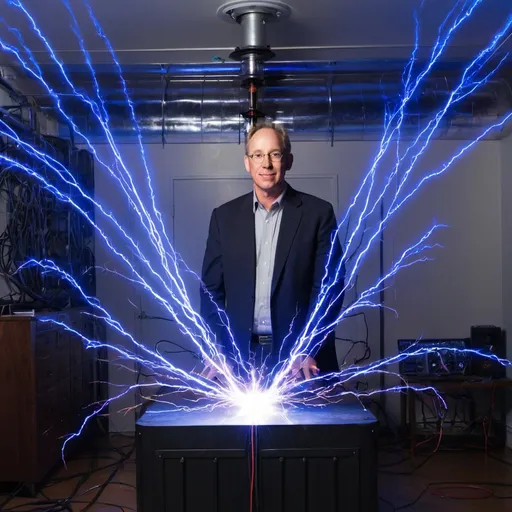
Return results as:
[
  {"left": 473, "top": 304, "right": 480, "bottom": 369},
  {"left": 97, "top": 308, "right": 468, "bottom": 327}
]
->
[{"left": 0, "top": 309, "right": 106, "bottom": 487}]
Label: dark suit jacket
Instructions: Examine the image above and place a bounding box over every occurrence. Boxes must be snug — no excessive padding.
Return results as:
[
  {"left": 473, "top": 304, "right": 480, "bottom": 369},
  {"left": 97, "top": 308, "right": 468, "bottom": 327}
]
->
[{"left": 200, "top": 184, "right": 345, "bottom": 372}]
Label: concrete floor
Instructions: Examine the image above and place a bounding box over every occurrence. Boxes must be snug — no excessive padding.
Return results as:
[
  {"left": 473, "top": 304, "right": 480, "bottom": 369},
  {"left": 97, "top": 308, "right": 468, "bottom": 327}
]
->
[
  {"left": 378, "top": 445, "right": 512, "bottom": 511},
  {"left": 1, "top": 435, "right": 511, "bottom": 511}
]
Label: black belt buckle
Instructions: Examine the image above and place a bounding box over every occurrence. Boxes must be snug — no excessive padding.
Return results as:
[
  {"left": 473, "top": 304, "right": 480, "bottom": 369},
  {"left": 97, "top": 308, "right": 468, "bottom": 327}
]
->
[{"left": 257, "top": 335, "right": 273, "bottom": 346}]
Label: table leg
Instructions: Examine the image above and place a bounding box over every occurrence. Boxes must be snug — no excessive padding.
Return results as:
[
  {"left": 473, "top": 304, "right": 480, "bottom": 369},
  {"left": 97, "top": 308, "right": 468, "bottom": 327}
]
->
[
  {"left": 408, "top": 388, "right": 417, "bottom": 456},
  {"left": 400, "top": 390, "right": 407, "bottom": 437}
]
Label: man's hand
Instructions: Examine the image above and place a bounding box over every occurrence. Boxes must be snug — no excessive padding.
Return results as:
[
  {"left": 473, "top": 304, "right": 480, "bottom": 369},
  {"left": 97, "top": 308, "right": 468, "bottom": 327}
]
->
[
  {"left": 200, "top": 362, "right": 221, "bottom": 381},
  {"left": 200, "top": 359, "right": 233, "bottom": 384},
  {"left": 289, "top": 355, "right": 319, "bottom": 381}
]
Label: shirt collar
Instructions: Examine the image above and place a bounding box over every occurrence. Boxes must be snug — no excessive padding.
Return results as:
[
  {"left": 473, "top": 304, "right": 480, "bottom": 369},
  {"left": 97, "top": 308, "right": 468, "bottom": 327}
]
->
[{"left": 253, "top": 183, "right": 287, "bottom": 213}]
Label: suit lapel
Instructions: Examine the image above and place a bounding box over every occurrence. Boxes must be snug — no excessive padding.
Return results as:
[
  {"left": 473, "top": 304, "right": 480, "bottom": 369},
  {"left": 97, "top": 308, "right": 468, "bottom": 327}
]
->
[
  {"left": 271, "top": 187, "right": 302, "bottom": 297},
  {"left": 236, "top": 193, "right": 256, "bottom": 294}
]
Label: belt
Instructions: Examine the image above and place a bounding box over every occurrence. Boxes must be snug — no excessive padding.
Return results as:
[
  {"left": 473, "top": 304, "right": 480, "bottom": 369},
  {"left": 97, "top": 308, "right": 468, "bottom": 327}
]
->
[{"left": 251, "top": 334, "right": 273, "bottom": 346}]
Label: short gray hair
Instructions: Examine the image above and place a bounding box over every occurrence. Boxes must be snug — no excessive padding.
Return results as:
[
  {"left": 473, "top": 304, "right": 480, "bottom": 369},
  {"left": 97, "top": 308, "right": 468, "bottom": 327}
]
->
[{"left": 245, "top": 120, "right": 291, "bottom": 154}]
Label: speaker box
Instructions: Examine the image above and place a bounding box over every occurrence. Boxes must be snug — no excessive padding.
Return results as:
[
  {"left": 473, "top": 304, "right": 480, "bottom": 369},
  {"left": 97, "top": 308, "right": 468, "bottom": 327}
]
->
[{"left": 470, "top": 325, "right": 506, "bottom": 378}]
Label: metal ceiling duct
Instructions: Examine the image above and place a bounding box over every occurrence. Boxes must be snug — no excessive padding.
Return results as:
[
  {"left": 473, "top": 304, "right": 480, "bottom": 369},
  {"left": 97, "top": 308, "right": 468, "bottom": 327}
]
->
[
  {"left": 47, "top": 66, "right": 512, "bottom": 144},
  {"left": 3, "top": 61, "right": 512, "bottom": 143}
]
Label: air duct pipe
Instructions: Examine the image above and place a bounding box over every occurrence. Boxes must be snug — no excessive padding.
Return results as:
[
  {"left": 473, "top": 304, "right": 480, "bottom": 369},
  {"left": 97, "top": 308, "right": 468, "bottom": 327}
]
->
[{"left": 53, "top": 75, "right": 512, "bottom": 143}]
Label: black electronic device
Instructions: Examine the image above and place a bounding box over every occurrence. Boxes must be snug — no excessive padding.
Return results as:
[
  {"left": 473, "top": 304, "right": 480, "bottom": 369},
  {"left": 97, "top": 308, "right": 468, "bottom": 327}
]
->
[
  {"left": 470, "top": 325, "right": 506, "bottom": 379},
  {"left": 397, "top": 338, "right": 471, "bottom": 377},
  {"left": 136, "top": 401, "right": 378, "bottom": 512}
]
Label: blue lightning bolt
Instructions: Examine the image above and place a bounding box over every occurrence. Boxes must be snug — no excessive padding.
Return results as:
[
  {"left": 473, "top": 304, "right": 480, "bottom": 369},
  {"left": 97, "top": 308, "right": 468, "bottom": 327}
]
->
[
  {"left": 1, "top": 0, "right": 249, "bottom": 375},
  {"left": 271, "top": 3, "right": 512, "bottom": 388},
  {"left": 0, "top": 0, "right": 511, "bottom": 460}
]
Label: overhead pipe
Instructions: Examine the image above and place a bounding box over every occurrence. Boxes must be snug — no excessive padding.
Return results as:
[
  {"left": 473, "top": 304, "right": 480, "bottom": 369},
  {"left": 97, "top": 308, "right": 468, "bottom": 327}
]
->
[
  {"left": 44, "top": 71, "right": 511, "bottom": 143},
  {"left": 64, "top": 107, "right": 510, "bottom": 144},
  {"left": 45, "top": 59, "right": 468, "bottom": 78}
]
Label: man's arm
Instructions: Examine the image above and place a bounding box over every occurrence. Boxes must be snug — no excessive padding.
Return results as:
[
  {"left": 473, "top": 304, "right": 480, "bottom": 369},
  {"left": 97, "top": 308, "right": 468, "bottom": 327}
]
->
[
  {"left": 289, "top": 204, "right": 344, "bottom": 379},
  {"left": 308, "top": 204, "right": 345, "bottom": 336},
  {"left": 200, "top": 209, "right": 227, "bottom": 345}
]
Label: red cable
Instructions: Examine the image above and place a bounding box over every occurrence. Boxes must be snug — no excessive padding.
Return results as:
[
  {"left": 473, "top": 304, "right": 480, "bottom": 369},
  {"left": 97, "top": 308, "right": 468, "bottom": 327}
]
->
[
  {"left": 487, "top": 383, "right": 496, "bottom": 452},
  {"left": 413, "top": 396, "right": 443, "bottom": 453},
  {"left": 432, "top": 396, "right": 443, "bottom": 453},
  {"left": 414, "top": 432, "right": 437, "bottom": 449},
  {"left": 483, "top": 383, "right": 496, "bottom": 453},
  {"left": 483, "top": 417, "right": 489, "bottom": 452},
  {"left": 433, "top": 422, "right": 443, "bottom": 453},
  {"left": 430, "top": 483, "right": 494, "bottom": 499},
  {"left": 249, "top": 425, "right": 255, "bottom": 512}
]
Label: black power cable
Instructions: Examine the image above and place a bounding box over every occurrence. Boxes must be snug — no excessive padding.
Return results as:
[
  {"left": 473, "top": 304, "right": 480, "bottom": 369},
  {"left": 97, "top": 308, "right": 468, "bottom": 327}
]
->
[
  {"left": 0, "top": 134, "right": 95, "bottom": 310},
  {"left": 0, "top": 437, "right": 135, "bottom": 512}
]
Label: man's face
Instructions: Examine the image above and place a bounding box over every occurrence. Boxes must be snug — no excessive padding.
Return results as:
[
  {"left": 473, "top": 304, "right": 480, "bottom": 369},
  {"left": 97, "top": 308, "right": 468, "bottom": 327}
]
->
[{"left": 244, "top": 128, "right": 292, "bottom": 195}]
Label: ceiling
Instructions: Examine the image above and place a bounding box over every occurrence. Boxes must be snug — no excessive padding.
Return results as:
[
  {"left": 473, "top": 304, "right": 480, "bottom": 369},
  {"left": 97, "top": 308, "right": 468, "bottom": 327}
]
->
[
  {"left": 0, "top": 0, "right": 511, "bottom": 142},
  {"left": 0, "top": 0, "right": 510, "bottom": 65}
]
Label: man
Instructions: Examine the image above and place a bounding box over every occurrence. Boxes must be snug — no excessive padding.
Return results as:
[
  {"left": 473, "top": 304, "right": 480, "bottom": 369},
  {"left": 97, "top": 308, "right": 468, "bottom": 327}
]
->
[{"left": 200, "top": 121, "right": 344, "bottom": 380}]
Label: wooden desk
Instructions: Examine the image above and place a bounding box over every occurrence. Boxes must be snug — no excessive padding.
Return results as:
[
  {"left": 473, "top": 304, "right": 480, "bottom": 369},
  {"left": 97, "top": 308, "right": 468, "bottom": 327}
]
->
[
  {"left": 400, "top": 376, "right": 512, "bottom": 453},
  {"left": 0, "top": 309, "right": 107, "bottom": 492}
]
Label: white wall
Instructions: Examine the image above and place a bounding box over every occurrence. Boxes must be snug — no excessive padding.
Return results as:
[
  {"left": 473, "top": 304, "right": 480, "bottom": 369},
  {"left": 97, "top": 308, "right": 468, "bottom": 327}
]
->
[
  {"left": 93, "top": 139, "right": 504, "bottom": 433},
  {"left": 384, "top": 140, "right": 504, "bottom": 425},
  {"left": 500, "top": 133, "right": 512, "bottom": 446}
]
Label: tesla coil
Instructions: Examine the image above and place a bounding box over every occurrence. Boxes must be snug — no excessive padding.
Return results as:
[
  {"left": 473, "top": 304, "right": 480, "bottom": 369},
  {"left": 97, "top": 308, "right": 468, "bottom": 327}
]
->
[{"left": 136, "top": 400, "right": 378, "bottom": 512}]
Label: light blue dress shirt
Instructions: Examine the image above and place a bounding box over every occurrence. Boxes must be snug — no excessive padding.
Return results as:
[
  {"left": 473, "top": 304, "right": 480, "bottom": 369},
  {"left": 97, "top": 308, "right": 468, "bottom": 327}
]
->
[{"left": 252, "top": 186, "right": 286, "bottom": 335}]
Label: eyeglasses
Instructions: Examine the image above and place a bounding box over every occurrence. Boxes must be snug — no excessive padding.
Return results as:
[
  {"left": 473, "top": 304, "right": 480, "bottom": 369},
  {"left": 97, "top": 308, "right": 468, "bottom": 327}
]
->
[{"left": 246, "top": 151, "right": 283, "bottom": 164}]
